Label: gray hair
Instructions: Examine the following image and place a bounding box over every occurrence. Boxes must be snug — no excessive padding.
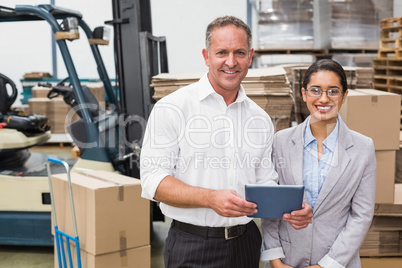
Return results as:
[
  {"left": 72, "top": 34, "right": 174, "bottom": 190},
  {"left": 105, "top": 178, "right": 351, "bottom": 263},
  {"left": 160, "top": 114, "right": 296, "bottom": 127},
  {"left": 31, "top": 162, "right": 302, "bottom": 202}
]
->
[{"left": 205, "top": 16, "right": 252, "bottom": 52}]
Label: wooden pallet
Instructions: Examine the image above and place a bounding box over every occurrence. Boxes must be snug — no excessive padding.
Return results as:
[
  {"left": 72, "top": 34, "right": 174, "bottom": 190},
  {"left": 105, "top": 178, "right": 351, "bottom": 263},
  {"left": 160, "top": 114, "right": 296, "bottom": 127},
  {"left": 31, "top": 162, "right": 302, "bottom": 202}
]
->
[
  {"left": 377, "top": 48, "right": 402, "bottom": 58},
  {"left": 373, "top": 58, "right": 402, "bottom": 67},
  {"left": 381, "top": 17, "right": 402, "bottom": 29},
  {"left": 373, "top": 59, "right": 402, "bottom": 76},
  {"left": 373, "top": 76, "right": 389, "bottom": 91},
  {"left": 369, "top": 59, "right": 402, "bottom": 90},
  {"left": 372, "top": 57, "right": 402, "bottom": 129},
  {"left": 387, "top": 78, "right": 402, "bottom": 130},
  {"left": 379, "top": 17, "right": 402, "bottom": 60},
  {"left": 381, "top": 26, "right": 402, "bottom": 39},
  {"left": 380, "top": 38, "right": 402, "bottom": 50}
]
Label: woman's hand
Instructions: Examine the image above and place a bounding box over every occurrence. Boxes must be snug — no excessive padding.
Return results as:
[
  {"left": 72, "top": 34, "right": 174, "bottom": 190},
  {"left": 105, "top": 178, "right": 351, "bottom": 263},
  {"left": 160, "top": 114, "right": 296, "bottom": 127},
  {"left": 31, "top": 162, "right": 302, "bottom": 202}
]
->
[{"left": 282, "top": 201, "right": 313, "bottom": 230}]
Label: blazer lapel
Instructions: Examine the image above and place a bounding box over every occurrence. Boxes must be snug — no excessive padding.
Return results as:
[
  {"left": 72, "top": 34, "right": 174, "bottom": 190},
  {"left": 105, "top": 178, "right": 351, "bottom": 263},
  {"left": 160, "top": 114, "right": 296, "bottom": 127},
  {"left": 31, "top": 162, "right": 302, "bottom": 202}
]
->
[
  {"left": 289, "top": 121, "right": 307, "bottom": 186},
  {"left": 313, "top": 118, "right": 353, "bottom": 214}
]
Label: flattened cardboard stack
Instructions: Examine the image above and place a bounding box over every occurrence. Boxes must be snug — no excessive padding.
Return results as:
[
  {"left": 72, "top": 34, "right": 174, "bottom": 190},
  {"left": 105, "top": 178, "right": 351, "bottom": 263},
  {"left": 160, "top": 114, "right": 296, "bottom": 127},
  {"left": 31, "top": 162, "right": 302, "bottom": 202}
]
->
[
  {"left": 51, "top": 170, "right": 150, "bottom": 268},
  {"left": 151, "top": 72, "right": 203, "bottom": 101},
  {"left": 243, "top": 67, "right": 293, "bottom": 131},
  {"left": 151, "top": 67, "right": 294, "bottom": 132},
  {"left": 360, "top": 204, "right": 402, "bottom": 257},
  {"left": 28, "top": 84, "right": 105, "bottom": 134},
  {"left": 355, "top": 67, "right": 374, "bottom": 88}
]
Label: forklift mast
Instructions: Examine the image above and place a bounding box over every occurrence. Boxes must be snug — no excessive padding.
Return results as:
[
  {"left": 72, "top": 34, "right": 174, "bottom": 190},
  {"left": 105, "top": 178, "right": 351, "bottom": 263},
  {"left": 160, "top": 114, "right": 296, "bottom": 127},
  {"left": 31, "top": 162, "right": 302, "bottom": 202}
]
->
[
  {"left": 107, "top": 0, "right": 168, "bottom": 178},
  {"left": 10, "top": 4, "right": 117, "bottom": 164}
]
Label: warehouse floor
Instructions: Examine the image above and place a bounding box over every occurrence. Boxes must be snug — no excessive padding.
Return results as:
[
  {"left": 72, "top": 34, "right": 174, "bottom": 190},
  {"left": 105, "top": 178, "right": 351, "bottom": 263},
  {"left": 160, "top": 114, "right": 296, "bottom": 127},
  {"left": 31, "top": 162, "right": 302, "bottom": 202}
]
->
[
  {"left": 0, "top": 217, "right": 265, "bottom": 267},
  {"left": 0, "top": 219, "right": 169, "bottom": 268}
]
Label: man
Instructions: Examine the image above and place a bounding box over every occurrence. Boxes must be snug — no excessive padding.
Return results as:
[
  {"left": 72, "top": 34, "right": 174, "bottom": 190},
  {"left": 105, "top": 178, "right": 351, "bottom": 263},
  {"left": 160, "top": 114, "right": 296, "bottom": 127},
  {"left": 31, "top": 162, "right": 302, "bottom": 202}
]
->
[{"left": 140, "top": 16, "right": 312, "bottom": 267}]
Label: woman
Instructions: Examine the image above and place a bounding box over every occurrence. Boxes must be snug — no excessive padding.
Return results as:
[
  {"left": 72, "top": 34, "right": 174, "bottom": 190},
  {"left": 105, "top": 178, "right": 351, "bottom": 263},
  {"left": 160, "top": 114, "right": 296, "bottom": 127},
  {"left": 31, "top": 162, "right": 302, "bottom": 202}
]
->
[{"left": 260, "top": 59, "right": 376, "bottom": 268}]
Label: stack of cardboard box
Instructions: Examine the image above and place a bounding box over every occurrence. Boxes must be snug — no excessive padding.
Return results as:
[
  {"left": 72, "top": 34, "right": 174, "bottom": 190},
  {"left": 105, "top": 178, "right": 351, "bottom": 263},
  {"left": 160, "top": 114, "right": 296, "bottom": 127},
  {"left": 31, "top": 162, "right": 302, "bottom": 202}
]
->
[
  {"left": 151, "top": 67, "right": 294, "bottom": 132},
  {"left": 339, "top": 89, "right": 400, "bottom": 204},
  {"left": 337, "top": 89, "right": 402, "bottom": 265},
  {"left": 51, "top": 170, "right": 150, "bottom": 268},
  {"left": 28, "top": 83, "right": 105, "bottom": 134}
]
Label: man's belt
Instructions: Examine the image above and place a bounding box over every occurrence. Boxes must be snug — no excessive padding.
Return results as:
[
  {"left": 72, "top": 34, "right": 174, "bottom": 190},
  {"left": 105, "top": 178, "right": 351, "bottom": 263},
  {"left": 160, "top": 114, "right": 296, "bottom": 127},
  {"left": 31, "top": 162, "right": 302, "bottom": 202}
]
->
[{"left": 172, "top": 220, "right": 248, "bottom": 240}]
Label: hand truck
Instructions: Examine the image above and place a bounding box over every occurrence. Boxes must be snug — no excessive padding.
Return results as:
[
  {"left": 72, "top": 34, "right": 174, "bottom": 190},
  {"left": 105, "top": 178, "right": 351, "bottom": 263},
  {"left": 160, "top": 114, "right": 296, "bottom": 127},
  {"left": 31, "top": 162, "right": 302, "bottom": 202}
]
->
[{"left": 46, "top": 158, "right": 82, "bottom": 268}]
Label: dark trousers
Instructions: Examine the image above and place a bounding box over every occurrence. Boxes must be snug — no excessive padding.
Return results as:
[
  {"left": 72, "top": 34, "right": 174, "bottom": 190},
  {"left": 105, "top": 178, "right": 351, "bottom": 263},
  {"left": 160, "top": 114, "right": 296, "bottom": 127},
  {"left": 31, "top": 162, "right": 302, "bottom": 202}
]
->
[{"left": 163, "top": 220, "right": 262, "bottom": 268}]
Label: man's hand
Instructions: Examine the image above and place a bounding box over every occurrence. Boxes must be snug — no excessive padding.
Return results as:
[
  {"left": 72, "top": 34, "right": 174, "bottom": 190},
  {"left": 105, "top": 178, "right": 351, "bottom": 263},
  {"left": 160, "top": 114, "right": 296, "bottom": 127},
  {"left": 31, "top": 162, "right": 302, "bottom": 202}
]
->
[
  {"left": 282, "top": 201, "right": 313, "bottom": 230},
  {"left": 305, "top": 265, "right": 322, "bottom": 268},
  {"left": 270, "top": 258, "right": 292, "bottom": 268},
  {"left": 208, "top": 189, "right": 258, "bottom": 217}
]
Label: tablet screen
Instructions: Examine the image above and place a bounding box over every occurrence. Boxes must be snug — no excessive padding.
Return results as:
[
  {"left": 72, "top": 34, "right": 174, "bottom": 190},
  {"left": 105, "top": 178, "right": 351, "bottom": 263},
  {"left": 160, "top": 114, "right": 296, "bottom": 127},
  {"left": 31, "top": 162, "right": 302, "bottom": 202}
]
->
[{"left": 245, "top": 184, "right": 304, "bottom": 218}]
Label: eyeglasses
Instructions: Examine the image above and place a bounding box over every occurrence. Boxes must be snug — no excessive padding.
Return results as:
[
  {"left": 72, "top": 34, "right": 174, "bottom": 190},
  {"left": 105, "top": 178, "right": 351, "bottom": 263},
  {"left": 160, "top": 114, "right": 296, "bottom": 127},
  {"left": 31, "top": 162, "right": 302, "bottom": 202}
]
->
[{"left": 306, "top": 87, "right": 343, "bottom": 99}]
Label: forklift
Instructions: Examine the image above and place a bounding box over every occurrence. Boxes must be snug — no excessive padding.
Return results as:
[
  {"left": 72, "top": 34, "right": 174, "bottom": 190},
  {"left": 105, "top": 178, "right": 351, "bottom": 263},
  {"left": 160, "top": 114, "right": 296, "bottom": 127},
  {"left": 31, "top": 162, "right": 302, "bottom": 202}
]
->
[{"left": 0, "top": 1, "right": 167, "bottom": 246}]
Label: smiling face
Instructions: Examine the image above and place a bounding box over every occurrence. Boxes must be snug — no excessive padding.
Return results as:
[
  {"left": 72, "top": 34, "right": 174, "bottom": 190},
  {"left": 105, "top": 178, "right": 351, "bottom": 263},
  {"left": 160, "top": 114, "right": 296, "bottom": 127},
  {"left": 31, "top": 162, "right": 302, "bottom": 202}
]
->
[
  {"left": 302, "top": 70, "right": 348, "bottom": 124},
  {"left": 202, "top": 24, "right": 254, "bottom": 98}
]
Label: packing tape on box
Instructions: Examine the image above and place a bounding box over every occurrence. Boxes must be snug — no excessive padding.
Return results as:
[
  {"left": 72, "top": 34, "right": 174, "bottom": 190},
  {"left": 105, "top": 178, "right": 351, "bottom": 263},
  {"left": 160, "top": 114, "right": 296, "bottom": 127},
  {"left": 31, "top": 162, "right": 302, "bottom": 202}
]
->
[
  {"left": 120, "top": 230, "right": 128, "bottom": 266},
  {"left": 75, "top": 170, "right": 124, "bottom": 201},
  {"left": 372, "top": 95, "right": 378, "bottom": 103}
]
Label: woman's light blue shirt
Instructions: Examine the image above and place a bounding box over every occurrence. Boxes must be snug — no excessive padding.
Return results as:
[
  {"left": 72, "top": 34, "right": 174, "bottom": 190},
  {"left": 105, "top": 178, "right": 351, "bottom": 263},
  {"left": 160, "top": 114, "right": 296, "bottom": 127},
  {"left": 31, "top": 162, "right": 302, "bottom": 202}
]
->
[{"left": 303, "top": 117, "right": 339, "bottom": 209}]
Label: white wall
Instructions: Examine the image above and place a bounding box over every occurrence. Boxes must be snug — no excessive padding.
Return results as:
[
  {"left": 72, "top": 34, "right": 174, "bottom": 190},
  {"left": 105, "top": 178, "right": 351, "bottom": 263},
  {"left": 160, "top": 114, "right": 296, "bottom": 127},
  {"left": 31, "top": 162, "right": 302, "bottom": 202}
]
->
[
  {"left": 395, "top": 0, "right": 402, "bottom": 16},
  {"left": 0, "top": 0, "right": 115, "bottom": 106},
  {"left": 151, "top": 0, "right": 247, "bottom": 73},
  {"left": 0, "top": 0, "right": 247, "bottom": 106}
]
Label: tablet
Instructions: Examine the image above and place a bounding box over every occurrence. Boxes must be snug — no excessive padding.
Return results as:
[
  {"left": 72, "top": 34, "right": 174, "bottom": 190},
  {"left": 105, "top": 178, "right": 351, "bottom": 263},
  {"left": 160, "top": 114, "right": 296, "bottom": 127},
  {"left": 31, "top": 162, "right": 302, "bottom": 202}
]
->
[{"left": 245, "top": 184, "right": 304, "bottom": 218}]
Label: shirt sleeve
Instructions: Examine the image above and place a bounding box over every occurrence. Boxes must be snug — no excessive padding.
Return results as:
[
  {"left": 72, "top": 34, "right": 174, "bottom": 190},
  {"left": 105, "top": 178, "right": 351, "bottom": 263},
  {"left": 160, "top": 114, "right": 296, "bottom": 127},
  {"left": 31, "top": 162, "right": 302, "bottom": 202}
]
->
[
  {"left": 255, "top": 118, "right": 279, "bottom": 186},
  {"left": 140, "top": 101, "right": 182, "bottom": 201},
  {"left": 260, "top": 219, "right": 285, "bottom": 262},
  {"left": 260, "top": 133, "right": 283, "bottom": 263}
]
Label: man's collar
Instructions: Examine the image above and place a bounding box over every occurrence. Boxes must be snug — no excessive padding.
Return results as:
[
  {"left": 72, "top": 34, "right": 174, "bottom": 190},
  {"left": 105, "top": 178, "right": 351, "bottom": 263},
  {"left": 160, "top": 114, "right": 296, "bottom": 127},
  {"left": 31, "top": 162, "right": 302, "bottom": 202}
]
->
[{"left": 198, "top": 72, "right": 247, "bottom": 104}]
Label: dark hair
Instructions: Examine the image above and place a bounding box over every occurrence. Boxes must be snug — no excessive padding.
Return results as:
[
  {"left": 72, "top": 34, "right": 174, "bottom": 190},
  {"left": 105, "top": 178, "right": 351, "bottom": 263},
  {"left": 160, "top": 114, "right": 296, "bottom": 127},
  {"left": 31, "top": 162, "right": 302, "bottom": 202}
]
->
[
  {"left": 302, "top": 59, "right": 348, "bottom": 92},
  {"left": 205, "top": 16, "right": 252, "bottom": 52}
]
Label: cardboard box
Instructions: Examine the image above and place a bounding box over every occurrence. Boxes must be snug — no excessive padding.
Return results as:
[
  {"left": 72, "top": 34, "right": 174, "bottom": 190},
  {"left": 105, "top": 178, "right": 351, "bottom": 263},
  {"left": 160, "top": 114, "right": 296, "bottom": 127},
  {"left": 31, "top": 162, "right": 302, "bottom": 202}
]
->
[
  {"left": 54, "top": 243, "right": 151, "bottom": 268},
  {"left": 28, "top": 97, "right": 49, "bottom": 116},
  {"left": 51, "top": 170, "right": 150, "bottom": 255},
  {"left": 375, "top": 150, "right": 396, "bottom": 204},
  {"left": 339, "top": 89, "right": 400, "bottom": 151},
  {"left": 32, "top": 86, "right": 62, "bottom": 99},
  {"left": 48, "top": 98, "right": 73, "bottom": 133}
]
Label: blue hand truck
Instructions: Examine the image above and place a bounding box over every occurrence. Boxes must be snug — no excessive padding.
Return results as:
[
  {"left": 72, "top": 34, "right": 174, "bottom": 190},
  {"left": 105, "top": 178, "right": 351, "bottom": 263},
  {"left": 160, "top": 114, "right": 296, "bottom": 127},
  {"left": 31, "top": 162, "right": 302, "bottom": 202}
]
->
[{"left": 46, "top": 158, "right": 82, "bottom": 268}]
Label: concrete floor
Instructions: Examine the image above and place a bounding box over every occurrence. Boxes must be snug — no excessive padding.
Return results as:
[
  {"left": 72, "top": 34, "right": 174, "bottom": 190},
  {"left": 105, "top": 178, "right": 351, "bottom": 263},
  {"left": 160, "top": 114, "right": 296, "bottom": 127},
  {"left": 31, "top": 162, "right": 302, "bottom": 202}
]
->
[
  {"left": 0, "top": 219, "right": 269, "bottom": 268},
  {"left": 0, "top": 219, "right": 169, "bottom": 268}
]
